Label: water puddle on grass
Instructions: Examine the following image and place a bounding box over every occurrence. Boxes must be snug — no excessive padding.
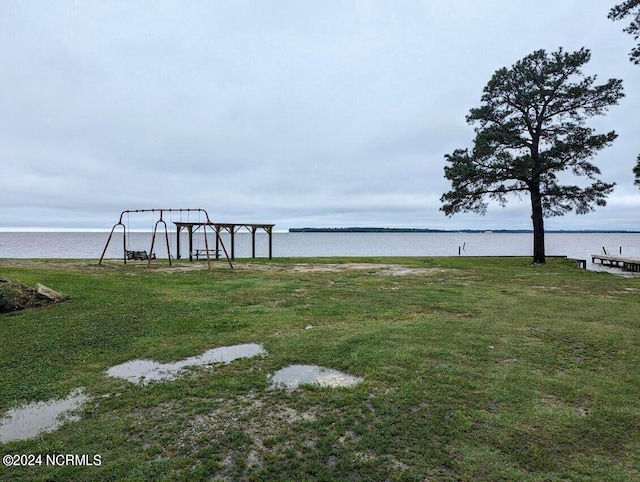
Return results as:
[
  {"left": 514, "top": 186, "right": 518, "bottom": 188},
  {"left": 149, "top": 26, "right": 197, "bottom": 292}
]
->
[
  {"left": 0, "top": 388, "right": 88, "bottom": 443},
  {"left": 269, "top": 365, "right": 363, "bottom": 389},
  {"left": 107, "top": 343, "right": 266, "bottom": 384}
]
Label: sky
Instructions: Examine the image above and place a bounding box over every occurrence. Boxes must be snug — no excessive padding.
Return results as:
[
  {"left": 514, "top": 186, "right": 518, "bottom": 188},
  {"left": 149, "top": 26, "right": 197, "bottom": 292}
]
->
[{"left": 1, "top": 0, "right": 639, "bottom": 232}]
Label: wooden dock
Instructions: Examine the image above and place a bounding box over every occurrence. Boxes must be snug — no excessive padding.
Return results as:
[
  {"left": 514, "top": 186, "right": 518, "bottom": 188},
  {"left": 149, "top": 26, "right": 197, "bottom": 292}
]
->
[{"left": 591, "top": 254, "right": 640, "bottom": 272}]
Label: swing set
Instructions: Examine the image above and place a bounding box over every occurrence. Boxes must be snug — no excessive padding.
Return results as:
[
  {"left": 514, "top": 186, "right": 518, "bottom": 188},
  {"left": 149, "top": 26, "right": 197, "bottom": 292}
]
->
[{"left": 98, "top": 208, "right": 233, "bottom": 269}]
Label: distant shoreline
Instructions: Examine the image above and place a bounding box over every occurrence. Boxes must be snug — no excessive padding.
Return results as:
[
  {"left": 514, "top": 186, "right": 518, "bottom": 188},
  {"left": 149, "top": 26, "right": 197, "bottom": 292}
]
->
[{"left": 289, "top": 227, "right": 640, "bottom": 234}]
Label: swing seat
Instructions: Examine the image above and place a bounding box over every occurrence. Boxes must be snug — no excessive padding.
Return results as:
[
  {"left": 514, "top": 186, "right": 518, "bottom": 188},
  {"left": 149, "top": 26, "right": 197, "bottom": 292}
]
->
[
  {"left": 194, "top": 249, "right": 220, "bottom": 260},
  {"left": 126, "top": 250, "right": 156, "bottom": 261}
]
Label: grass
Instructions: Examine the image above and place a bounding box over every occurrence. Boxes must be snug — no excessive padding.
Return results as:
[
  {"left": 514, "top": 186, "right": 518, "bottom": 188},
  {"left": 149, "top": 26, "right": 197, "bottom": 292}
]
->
[{"left": 0, "top": 257, "right": 638, "bottom": 481}]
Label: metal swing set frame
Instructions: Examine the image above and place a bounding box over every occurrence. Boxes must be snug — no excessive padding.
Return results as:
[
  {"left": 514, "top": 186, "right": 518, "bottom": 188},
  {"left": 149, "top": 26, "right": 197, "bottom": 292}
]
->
[{"left": 98, "top": 208, "right": 233, "bottom": 269}]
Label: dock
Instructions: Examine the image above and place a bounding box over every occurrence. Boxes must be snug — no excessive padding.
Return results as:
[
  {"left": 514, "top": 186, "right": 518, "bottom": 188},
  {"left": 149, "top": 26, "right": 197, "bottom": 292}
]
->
[{"left": 591, "top": 254, "right": 640, "bottom": 272}]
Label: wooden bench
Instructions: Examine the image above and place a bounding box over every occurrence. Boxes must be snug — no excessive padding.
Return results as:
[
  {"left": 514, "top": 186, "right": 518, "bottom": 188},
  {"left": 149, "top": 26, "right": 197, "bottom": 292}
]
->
[
  {"left": 194, "top": 249, "right": 220, "bottom": 260},
  {"left": 126, "top": 250, "right": 156, "bottom": 261}
]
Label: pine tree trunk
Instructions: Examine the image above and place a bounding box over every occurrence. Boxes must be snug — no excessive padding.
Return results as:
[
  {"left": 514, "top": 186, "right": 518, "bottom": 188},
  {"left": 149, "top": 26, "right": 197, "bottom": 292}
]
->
[{"left": 530, "top": 184, "right": 546, "bottom": 264}]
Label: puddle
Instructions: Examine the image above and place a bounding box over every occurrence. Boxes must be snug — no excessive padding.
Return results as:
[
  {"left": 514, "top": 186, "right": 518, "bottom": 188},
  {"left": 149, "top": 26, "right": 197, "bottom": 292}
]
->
[
  {"left": 107, "top": 343, "right": 266, "bottom": 384},
  {"left": 269, "top": 365, "right": 363, "bottom": 389},
  {"left": 0, "top": 388, "right": 88, "bottom": 443}
]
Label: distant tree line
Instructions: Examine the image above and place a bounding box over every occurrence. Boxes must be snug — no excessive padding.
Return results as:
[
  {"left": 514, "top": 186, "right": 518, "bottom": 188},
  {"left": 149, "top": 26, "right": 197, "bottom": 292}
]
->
[
  {"left": 289, "top": 227, "right": 447, "bottom": 233},
  {"left": 288, "top": 227, "right": 639, "bottom": 234}
]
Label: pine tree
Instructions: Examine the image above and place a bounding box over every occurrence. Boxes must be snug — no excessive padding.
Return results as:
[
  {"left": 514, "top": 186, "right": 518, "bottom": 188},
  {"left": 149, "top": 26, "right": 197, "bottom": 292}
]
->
[
  {"left": 441, "top": 48, "right": 624, "bottom": 264},
  {"left": 609, "top": 0, "right": 640, "bottom": 64}
]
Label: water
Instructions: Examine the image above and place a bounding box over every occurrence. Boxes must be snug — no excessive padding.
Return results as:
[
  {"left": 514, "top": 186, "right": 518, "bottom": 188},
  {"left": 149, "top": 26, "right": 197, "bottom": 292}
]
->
[
  {"left": 3, "top": 344, "right": 358, "bottom": 442},
  {"left": 0, "top": 231, "right": 639, "bottom": 272},
  {"left": 0, "top": 388, "right": 88, "bottom": 443},
  {"left": 107, "top": 343, "right": 266, "bottom": 384},
  {"left": 269, "top": 365, "right": 363, "bottom": 389}
]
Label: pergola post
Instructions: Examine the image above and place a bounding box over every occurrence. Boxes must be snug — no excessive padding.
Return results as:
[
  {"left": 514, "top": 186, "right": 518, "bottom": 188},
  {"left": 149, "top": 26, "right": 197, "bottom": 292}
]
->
[
  {"left": 230, "top": 227, "right": 236, "bottom": 260},
  {"left": 251, "top": 227, "right": 257, "bottom": 258},
  {"left": 169, "top": 221, "right": 274, "bottom": 263},
  {"left": 175, "top": 225, "right": 182, "bottom": 260}
]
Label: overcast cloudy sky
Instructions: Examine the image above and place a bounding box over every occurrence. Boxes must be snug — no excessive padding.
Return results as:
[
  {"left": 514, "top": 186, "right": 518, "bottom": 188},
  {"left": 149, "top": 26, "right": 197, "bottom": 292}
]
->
[{"left": 1, "top": 1, "right": 638, "bottom": 231}]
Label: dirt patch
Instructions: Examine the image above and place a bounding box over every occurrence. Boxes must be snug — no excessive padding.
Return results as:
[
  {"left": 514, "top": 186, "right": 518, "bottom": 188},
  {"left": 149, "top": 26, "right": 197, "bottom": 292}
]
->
[
  {"left": 290, "top": 263, "right": 446, "bottom": 276},
  {"left": 0, "top": 259, "right": 448, "bottom": 277},
  {"left": 151, "top": 263, "right": 213, "bottom": 273},
  {"left": 177, "top": 392, "right": 320, "bottom": 469},
  {"left": 541, "top": 394, "right": 590, "bottom": 417},
  {"left": 124, "top": 387, "right": 413, "bottom": 478},
  {"left": 241, "top": 262, "right": 447, "bottom": 276}
]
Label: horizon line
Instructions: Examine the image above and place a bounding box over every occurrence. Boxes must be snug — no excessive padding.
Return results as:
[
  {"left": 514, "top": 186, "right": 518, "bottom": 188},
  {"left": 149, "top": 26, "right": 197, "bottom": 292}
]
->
[{"left": 1, "top": 226, "right": 639, "bottom": 234}]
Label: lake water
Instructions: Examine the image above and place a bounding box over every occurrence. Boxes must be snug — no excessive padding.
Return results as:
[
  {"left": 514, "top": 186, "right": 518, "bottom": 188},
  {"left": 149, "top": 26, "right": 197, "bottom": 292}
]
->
[{"left": 0, "top": 231, "right": 639, "bottom": 272}]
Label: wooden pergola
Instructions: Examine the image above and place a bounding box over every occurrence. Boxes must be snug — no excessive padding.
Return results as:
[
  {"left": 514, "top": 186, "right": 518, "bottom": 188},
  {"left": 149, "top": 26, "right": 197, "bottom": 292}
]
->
[
  {"left": 99, "top": 209, "right": 274, "bottom": 270},
  {"left": 173, "top": 222, "right": 275, "bottom": 261}
]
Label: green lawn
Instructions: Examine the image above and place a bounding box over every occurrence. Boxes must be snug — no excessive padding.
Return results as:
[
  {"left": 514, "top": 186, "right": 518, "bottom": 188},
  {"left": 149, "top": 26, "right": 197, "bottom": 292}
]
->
[{"left": 0, "top": 257, "right": 638, "bottom": 481}]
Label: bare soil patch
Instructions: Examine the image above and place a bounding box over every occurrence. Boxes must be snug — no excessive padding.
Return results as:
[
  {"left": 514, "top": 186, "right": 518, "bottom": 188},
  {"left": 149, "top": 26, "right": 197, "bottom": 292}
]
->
[{"left": 241, "top": 262, "right": 448, "bottom": 276}]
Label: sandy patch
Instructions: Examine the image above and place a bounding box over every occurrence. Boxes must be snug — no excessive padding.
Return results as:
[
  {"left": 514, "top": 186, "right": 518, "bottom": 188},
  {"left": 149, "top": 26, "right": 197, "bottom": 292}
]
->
[
  {"left": 0, "top": 259, "right": 448, "bottom": 277},
  {"left": 241, "top": 262, "right": 447, "bottom": 276},
  {"left": 178, "top": 392, "right": 320, "bottom": 469}
]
